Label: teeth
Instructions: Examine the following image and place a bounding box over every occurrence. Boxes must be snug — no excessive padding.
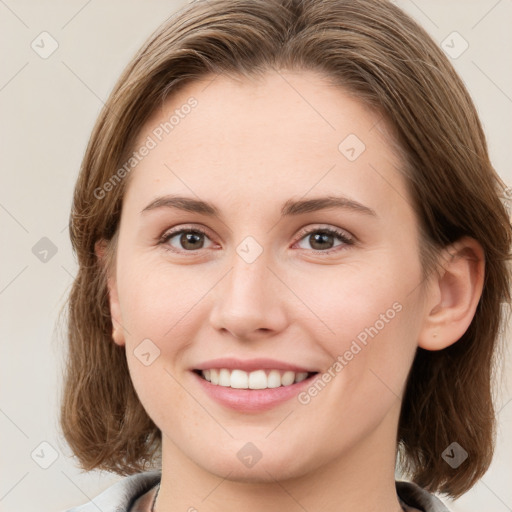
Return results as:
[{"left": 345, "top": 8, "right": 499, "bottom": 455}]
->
[
  {"left": 200, "top": 369, "right": 310, "bottom": 389},
  {"left": 267, "top": 369, "right": 282, "bottom": 388},
  {"left": 219, "top": 368, "right": 231, "bottom": 387},
  {"left": 281, "top": 371, "right": 295, "bottom": 386},
  {"left": 231, "top": 369, "right": 248, "bottom": 389},
  {"left": 248, "top": 369, "right": 267, "bottom": 389},
  {"left": 295, "top": 371, "right": 308, "bottom": 383}
]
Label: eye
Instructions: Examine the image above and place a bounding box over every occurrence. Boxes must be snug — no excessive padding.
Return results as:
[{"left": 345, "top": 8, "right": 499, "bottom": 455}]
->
[
  {"left": 294, "top": 226, "right": 354, "bottom": 253},
  {"left": 159, "top": 227, "right": 215, "bottom": 252},
  {"left": 158, "top": 225, "right": 354, "bottom": 254}
]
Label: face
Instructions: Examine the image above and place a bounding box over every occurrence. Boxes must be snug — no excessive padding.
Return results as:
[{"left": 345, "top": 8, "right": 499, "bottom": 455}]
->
[{"left": 107, "top": 70, "right": 429, "bottom": 482}]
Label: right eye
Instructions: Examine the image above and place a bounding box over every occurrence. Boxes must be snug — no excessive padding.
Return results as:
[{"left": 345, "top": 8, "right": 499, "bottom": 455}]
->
[{"left": 159, "top": 227, "right": 215, "bottom": 252}]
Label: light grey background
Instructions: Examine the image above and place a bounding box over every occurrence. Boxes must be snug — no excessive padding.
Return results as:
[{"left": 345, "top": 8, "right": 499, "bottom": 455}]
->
[{"left": 1, "top": 1, "right": 511, "bottom": 511}]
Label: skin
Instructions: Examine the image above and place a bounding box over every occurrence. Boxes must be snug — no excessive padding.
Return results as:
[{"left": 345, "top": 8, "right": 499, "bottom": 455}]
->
[{"left": 99, "top": 70, "right": 484, "bottom": 512}]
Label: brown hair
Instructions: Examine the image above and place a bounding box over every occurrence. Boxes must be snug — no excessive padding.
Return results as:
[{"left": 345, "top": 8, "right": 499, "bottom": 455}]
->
[{"left": 60, "top": 0, "right": 512, "bottom": 498}]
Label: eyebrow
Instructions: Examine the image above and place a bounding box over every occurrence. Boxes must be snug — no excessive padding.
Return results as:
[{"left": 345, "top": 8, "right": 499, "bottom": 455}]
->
[{"left": 141, "top": 194, "right": 376, "bottom": 217}]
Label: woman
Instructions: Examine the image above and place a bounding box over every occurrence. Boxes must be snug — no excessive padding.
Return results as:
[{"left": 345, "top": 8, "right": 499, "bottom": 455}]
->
[{"left": 61, "top": 0, "right": 511, "bottom": 511}]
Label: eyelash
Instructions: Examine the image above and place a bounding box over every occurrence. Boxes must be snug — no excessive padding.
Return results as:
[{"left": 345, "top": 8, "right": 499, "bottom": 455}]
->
[
  {"left": 293, "top": 226, "right": 354, "bottom": 254},
  {"left": 158, "top": 225, "right": 355, "bottom": 255}
]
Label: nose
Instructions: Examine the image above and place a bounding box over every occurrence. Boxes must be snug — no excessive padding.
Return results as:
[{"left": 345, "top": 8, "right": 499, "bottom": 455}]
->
[{"left": 209, "top": 252, "right": 289, "bottom": 341}]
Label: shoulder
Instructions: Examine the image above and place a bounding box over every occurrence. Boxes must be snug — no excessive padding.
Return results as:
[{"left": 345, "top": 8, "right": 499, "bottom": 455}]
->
[
  {"left": 63, "top": 471, "right": 161, "bottom": 512},
  {"left": 396, "top": 480, "right": 452, "bottom": 512}
]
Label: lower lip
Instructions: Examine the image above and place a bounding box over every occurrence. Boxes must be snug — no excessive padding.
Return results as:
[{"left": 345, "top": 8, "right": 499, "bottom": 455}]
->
[{"left": 192, "top": 371, "right": 318, "bottom": 412}]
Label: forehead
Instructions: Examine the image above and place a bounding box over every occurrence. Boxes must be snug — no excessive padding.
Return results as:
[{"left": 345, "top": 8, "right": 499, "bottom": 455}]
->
[
  {"left": 136, "top": 69, "right": 390, "bottom": 152},
  {"left": 125, "top": 70, "right": 408, "bottom": 214}
]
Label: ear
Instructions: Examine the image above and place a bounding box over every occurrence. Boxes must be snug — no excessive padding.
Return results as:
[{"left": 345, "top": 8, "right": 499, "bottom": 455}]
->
[
  {"left": 95, "top": 239, "right": 126, "bottom": 347},
  {"left": 418, "top": 237, "right": 485, "bottom": 351}
]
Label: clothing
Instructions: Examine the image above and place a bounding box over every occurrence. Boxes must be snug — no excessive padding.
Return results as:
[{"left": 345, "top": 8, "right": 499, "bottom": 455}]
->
[{"left": 63, "top": 471, "right": 451, "bottom": 512}]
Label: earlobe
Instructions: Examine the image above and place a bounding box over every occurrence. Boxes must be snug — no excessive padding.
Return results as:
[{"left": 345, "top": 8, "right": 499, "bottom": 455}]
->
[
  {"left": 94, "top": 239, "right": 126, "bottom": 347},
  {"left": 108, "top": 278, "right": 126, "bottom": 347},
  {"left": 418, "top": 237, "right": 485, "bottom": 351}
]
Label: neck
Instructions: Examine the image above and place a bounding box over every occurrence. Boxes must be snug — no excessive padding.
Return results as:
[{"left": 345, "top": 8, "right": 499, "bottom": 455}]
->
[{"left": 156, "top": 403, "right": 404, "bottom": 512}]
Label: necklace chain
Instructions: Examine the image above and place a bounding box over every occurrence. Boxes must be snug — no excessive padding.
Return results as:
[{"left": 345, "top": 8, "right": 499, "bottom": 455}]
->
[{"left": 150, "top": 482, "right": 160, "bottom": 512}]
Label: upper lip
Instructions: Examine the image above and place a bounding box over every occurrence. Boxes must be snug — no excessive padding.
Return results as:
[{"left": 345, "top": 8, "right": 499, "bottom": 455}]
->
[{"left": 193, "top": 358, "right": 318, "bottom": 373}]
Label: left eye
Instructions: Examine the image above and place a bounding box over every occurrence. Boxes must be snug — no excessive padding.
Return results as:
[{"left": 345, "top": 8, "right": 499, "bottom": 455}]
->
[
  {"left": 295, "top": 228, "right": 353, "bottom": 252},
  {"left": 161, "top": 229, "right": 213, "bottom": 251}
]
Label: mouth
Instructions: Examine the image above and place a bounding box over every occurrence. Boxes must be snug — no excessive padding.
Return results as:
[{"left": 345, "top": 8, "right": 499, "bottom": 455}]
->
[
  {"left": 193, "top": 368, "right": 319, "bottom": 390},
  {"left": 192, "top": 368, "right": 320, "bottom": 412},
  {"left": 191, "top": 357, "right": 321, "bottom": 411}
]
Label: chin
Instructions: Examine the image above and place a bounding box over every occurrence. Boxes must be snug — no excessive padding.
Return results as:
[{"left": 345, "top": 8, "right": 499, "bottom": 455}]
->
[{"left": 193, "top": 447, "right": 313, "bottom": 484}]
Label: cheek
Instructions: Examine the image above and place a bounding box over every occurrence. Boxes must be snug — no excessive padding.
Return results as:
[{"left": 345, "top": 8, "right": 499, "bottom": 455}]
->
[
  {"left": 117, "top": 262, "right": 202, "bottom": 427},
  {"left": 292, "top": 253, "right": 419, "bottom": 346},
  {"left": 117, "top": 257, "right": 219, "bottom": 342},
  {"left": 291, "top": 251, "right": 422, "bottom": 398},
  {"left": 116, "top": 260, "right": 218, "bottom": 423},
  {"left": 125, "top": 351, "right": 195, "bottom": 441}
]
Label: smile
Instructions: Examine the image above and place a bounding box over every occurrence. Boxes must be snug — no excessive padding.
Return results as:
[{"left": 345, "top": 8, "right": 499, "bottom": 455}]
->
[
  {"left": 192, "top": 369, "right": 320, "bottom": 412},
  {"left": 196, "top": 368, "right": 317, "bottom": 389}
]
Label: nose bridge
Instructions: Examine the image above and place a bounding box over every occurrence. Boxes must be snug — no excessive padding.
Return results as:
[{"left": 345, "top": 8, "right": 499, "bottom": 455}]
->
[
  {"left": 228, "top": 251, "right": 269, "bottom": 303},
  {"left": 209, "top": 247, "right": 287, "bottom": 337}
]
